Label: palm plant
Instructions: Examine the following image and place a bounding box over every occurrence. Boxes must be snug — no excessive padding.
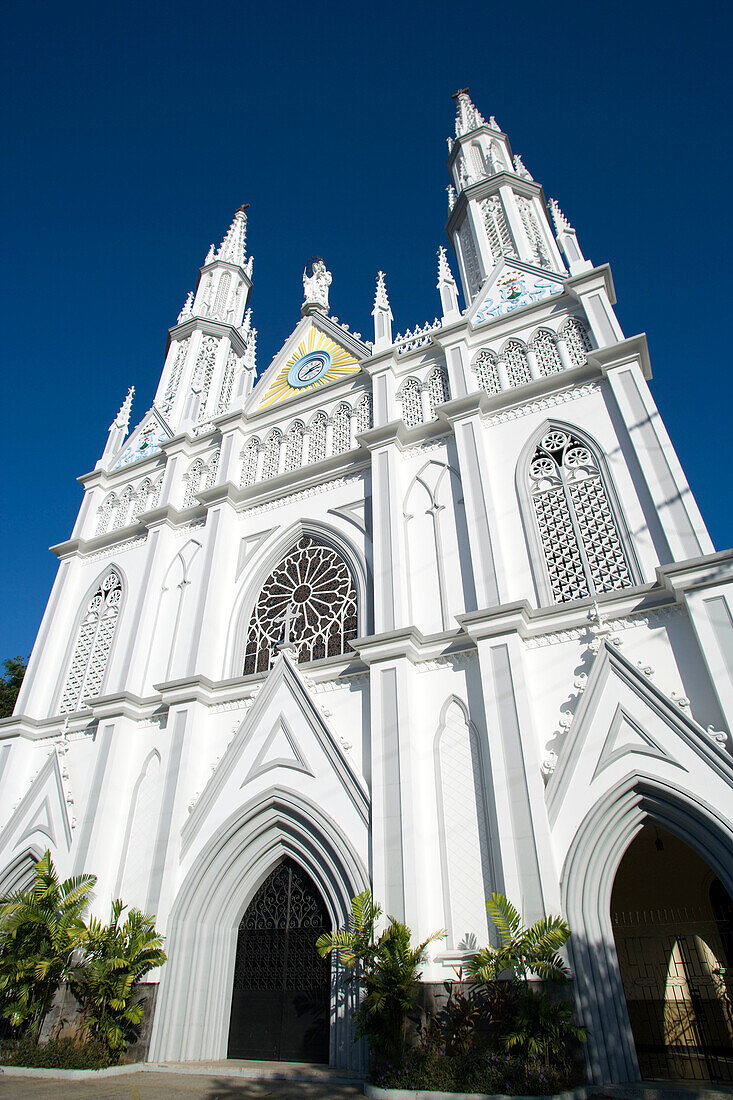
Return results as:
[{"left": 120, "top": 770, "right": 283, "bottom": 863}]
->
[
  {"left": 466, "top": 893, "right": 571, "bottom": 986},
  {"left": 70, "top": 899, "right": 166, "bottom": 1054},
  {"left": 317, "top": 890, "right": 443, "bottom": 1063},
  {"left": 0, "top": 852, "right": 96, "bottom": 1039},
  {"left": 503, "top": 989, "right": 587, "bottom": 1067}
]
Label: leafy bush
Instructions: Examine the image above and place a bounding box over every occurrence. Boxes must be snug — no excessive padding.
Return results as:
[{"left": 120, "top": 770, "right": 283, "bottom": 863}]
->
[
  {"left": 0, "top": 1033, "right": 113, "bottom": 1069},
  {"left": 371, "top": 1048, "right": 568, "bottom": 1095}
]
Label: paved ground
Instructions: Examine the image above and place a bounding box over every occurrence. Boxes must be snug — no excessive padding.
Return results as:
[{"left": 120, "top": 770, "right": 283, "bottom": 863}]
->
[{"left": 0, "top": 1070, "right": 364, "bottom": 1099}]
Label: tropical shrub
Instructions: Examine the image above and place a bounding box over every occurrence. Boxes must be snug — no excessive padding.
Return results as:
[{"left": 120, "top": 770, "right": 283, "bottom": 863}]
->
[
  {"left": 0, "top": 853, "right": 95, "bottom": 1040},
  {"left": 467, "top": 893, "right": 572, "bottom": 985},
  {"left": 70, "top": 899, "right": 166, "bottom": 1054},
  {"left": 316, "top": 890, "right": 443, "bottom": 1064},
  {"left": 0, "top": 1032, "right": 111, "bottom": 1069}
]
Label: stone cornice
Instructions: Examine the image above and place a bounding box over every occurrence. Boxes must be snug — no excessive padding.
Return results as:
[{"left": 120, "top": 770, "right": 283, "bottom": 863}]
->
[
  {"left": 445, "top": 173, "right": 546, "bottom": 237},
  {"left": 657, "top": 550, "right": 733, "bottom": 598},
  {"left": 165, "top": 315, "right": 250, "bottom": 357},
  {"left": 351, "top": 626, "right": 469, "bottom": 666},
  {"left": 587, "top": 333, "right": 652, "bottom": 381},
  {"left": 563, "top": 262, "right": 617, "bottom": 306}
]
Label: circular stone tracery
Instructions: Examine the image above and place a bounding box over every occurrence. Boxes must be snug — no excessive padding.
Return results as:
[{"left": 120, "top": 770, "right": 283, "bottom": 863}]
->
[{"left": 243, "top": 536, "right": 358, "bottom": 675}]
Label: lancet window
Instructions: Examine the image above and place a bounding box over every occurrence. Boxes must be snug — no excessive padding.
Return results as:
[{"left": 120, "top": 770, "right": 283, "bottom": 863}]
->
[
  {"left": 205, "top": 450, "right": 220, "bottom": 488},
  {"left": 472, "top": 349, "right": 501, "bottom": 394},
  {"left": 530, "top": 329, "right": 563, "bottom": 376},
  {"left": 193, "top": 336, "right": 220, "bottom": 422},
  {"left": 262, "top": 430, "right": 283, "bottom": 480},
  {"left": 480, "top": 196, "right": 515, "bottom": 264},
  {"left": 183, "top": 459, "right": 205, "bottom": 507},
  {"left": 212, "top": 273, "right": 231, "bottom": 320},
  {"left": 503, "top": 340, "right": 532, "bottom": 387},
  {"left": 516, "top": 195, "right": 550, "bottom": 268},
  {"left": 217, "top": 350, "right": 238, "bottom": 414},
  {"left": 96, "top": 493, "right": 118, "bottom": 535},
  {"left": 243, "top": 535, "right": 358, "bottom": 674},
  {"left": 113, "top": 486, "right": 135, "bottom": 530},
  {"left": 529, "top": 429, "right": 633, "bottom": 603},
  {"left": 160, "top": 338, "right": 189, "bottom": 416},
  {"left": 285, "top": 421, "right": 305, "bottom": 472},
  {"left": 59, "top": 570, "right": 123, "bottom": 713},
  {"left": 560, "top": 318, "right": 592, "bottom": 366},
  {"left": 240, "top": 437, "right": 260, "bottom": 487},
  {"left": 356, "top": 394, "right": 372, "bottom": 434},
  {"left": 308, "top": 413, "right": 328, "bottom": 463},
  {"left": 458, "top": 220, "right": 481, "bottom": 299},
  {"left": 400, "top": 378, "right": 423, "bottom": 428},
  {"left": 427, "top": 368, "right": 450, "bottom": 418},
  {"left": 134, "top": 477, "right": 160, "bottom": 518},
  {"left": 470, "top": 143, "right": 486, "bottom": 180},
  {"left": 332, "top": 404, "right": 352, "bottom": 455}
]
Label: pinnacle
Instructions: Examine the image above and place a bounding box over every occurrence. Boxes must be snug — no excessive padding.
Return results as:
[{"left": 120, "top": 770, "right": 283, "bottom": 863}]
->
[
  {"left": 548, "top": 198, "right": 571, "bottom": 233},
  {"left": 454, "top": 88, "right": 486, "bottom": 137},
  {"left": 373, "top": 270, "right": 391, "bottom": 312},
  {"left": 216, "top": 206, "right": 248, "bottom": 266},
  {"left": 111, "top": 386, "right": 134, "bottom": 432},
  {"left": 437, "top": 246, "right": 456, "bottom": 286}
]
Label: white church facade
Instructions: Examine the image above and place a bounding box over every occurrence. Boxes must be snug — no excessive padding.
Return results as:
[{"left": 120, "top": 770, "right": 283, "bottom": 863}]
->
[{"left": 1, "top": 92, "right": 732, "bottom": 1082}]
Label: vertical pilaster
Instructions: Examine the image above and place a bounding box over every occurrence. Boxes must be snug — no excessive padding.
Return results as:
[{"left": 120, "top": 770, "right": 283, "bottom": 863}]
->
[
  {"left": 451, "top": 416, "right": 503, "bottom": 608},
  {"left": 371, "top": 446, "right": 409, "bottom": 631}
]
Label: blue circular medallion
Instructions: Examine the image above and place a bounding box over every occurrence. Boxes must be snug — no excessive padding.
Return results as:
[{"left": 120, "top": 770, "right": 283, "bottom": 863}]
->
[{"left": 287, "top": 349, "right": 332, "bottom": 389}]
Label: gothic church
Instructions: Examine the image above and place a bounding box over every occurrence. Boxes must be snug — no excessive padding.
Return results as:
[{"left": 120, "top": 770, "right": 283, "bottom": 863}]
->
[{"left": 2, "top": 92, "right": 732, "bottom": 1082}]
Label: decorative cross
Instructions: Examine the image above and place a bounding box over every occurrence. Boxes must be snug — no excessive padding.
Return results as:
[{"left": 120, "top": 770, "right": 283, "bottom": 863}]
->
[
  {"left": 276, "top": 601, "right": 302, "bottom": 644},
  {"left": 452, "top": 87, "right": 470, "bottom": 99},
  {"left": 237, "top": 203, "right": 250, "bottom": 213}
]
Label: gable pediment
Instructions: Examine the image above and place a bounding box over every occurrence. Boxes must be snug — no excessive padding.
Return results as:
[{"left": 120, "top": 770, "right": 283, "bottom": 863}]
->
[
  {"left": 470, "top": 260, "right": 564, "bottom": 327},
  {"left": 0, "top": 751, "right": 72, "bottom": 862},
  {"left": 181, "top": 651, "right": 369, "bottom": 857},
  {"left": 248, "top": 316, "right": 366, "bottom": 414},
  {"left": 112, "top": 406, "right": 173, "bottom": 471},
  {"left": 546, "top": 641, "right": 733, "bottom": 827}
]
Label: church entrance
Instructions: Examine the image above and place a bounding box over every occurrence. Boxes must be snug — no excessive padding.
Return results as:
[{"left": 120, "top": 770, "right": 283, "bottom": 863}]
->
[
  {"left": 611, "top": 824, "right": 733, "bottom": 1083},
  {"left": 227, "top": 858, "right": 332, "bottom": 1062}
]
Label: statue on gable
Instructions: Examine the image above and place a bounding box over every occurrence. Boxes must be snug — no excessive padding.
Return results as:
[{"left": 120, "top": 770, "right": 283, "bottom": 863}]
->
[{"left": 302, "top": 258, "right": 332, "bottom": 315}]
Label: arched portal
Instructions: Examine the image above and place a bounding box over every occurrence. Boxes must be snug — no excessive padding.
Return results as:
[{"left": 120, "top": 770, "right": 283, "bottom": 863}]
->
[
  {"left": 227, "top": 857, "right": 332, "bottom": 1062},
  {"left": 610, "top": 823, "right": 733, "bottom": 1083}
]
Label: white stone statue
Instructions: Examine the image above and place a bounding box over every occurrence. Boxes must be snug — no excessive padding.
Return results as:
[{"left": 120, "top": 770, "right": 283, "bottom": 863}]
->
[{"left": 302, "top": 258, "right": 332, "bottom": 313}]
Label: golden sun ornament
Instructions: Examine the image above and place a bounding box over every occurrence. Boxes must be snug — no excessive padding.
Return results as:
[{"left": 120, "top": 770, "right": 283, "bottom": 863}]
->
[{"left": 257, "top": 326, "right": 360, "bottom": 410}]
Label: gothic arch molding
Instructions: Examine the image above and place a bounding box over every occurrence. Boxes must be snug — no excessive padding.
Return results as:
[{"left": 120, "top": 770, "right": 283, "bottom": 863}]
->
[
  {"left": 148, "top": 786, "right": 369, "bottom": 1067},
  {"left": 0, "top": 845, "right": 44, "bottom": 895},
  {"left": 225, "top": 519, "right": 371, "bottom": 679},
  {"left": 515, "top": 419, "right": 641, "bottom": 607},
  {"left": 52, "top": 562, "right": 129, "bottom": 713},
  {"left": 561, "top": 773, "right": 733, "bottom": 1083}
]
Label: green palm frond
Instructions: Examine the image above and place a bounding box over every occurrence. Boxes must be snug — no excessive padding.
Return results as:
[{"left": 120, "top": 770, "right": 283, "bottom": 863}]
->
[{"left": 485, "top": 893, "right": 522, "bottom": 942}]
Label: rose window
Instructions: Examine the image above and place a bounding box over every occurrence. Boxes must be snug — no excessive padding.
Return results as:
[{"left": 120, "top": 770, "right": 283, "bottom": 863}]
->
[{"left": 243, "top": 536, "right": 358, "bottom": 674}]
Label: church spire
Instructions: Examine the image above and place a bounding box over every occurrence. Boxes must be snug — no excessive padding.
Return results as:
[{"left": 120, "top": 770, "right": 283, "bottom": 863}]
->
[
  {"left": 372, "top": 271, "right": 393, "bottom": 350},
  {"left": 217, "top": 205, "right": 249, "bottom": 266},
  {"left": 548, "top": 199, "right": 592, "bottom": 274},
  {"left": 437, "top": 247, "right": 460, "bottom": 321},
  {"left": 453, "top": 88, "right": 485, "bottom": 137}
]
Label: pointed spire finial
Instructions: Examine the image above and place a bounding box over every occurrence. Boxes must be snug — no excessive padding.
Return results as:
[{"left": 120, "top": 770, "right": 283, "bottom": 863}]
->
[
  {"left": 111, "top": 386, "right": 135, "bottom": 432},
  {"left": 513, "top": 154, "right": 533, "bottom": 180},
  {"left": 177, "top": 290, "right": 194, "bottom": 323},
  {"left": 548, "top": 198, "right": 571, "bottom": 233},
  {"left": 216, "top": 206, "right": 248, "bottom": 266},
  {"left": 373, "top": 270, "right": 391, "bottom": 313},
  {"left": 372, "top": 271, "right": 393, "bottom": 350},
  {"left": 437, "top": 248, "right": 460, "bottom": 322},
  {"left": 454, "top": 88, "right": 486, "bottom": 137}
]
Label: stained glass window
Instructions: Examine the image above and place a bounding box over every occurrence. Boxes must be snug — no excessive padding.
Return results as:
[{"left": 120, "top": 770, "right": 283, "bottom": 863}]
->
[{"left": 243, "top": 536, "right": 358, "bottom": 674}]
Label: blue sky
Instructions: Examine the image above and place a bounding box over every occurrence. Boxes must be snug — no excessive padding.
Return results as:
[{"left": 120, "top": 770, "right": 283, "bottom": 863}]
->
[{"left": 1, "top": 0, "right": 731, "bottom": 661}]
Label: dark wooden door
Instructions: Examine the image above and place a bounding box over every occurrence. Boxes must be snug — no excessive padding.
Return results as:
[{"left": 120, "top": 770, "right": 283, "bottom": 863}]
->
[{"left": 227, "top": 858, "right": 332, "bottom": 1062}]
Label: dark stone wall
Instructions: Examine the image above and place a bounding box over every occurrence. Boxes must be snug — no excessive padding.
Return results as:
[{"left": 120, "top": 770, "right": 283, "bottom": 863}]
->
[{"left": 38, "top": 981, "right": 158, "bottom": 1063}]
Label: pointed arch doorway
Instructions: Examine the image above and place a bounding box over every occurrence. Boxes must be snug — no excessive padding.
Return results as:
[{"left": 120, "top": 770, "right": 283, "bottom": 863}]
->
[
  {"left": 611, "top": 824, "right": 733, "bottom": 1083},
  {"left": 227, "top": 857, "right": 332, "bottom": 1062}
]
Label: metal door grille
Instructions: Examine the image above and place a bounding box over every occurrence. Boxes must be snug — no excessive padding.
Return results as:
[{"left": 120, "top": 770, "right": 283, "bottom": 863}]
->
[{"left": 613, "top": 907, "right": 733, "bottom": 1083}]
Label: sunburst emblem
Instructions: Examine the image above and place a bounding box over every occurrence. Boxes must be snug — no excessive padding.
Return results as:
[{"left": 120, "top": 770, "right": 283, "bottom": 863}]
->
[{"left": 258, "top": 327, "right": 360, "bottom": 409}]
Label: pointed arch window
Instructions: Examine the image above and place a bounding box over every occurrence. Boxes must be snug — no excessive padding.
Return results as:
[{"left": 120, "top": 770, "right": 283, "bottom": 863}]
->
[
  {"left": 193, "top": 336, "right": 219, "bottom": 422},
  {"left": 217, "top": 350, "right": 238, "bottom": 414},
  {"left": 480, "top": 196, "right": 515, "bottom": 264},
  {"left": 285, "top": 421, "right": 305, "bottom": 472},
  {"left": 205, "top": 449, "right": 220, "bottom": 489},
  {"left": 516, "top": 195, "right": 550, "bottom": 268},
  {"left": 183, "top": 459, "right": 205, "bottom": 507},
  {"left": 243, "top": 535, "right": 358, "bottom": 674},
  {"left": 529, "top": 429, "right": 633, "bottom": 603},
  {"left": 96, "top": 493, "right": 118, "bottom": 535},
  {"left": 59, "top": 570, "right": 123, "bottom": 713},
  {"left": 560, "top": 318, "right": 592, "bottom": 366},
  {"left": 356, "top": 394, "right": 372, "bottom": 434},
  {"left": 332, "top": 403, "right": 353, "bottom": 455},
  {"left": 262, "top": 430, "right": 283, "bottom": 480},
  {"left": 400, "top": 378, "right": 423, "bottom": 428},
  {"left": 160, "top": 338, "right": 189, "bottom": 416},
  {"left": 308, "top": 412, "right": 328, "bottom": 463},
  {"left": 530, "top": 329, "right": 563, "bottom": 376},
  {"left": 241, "top": 437, "right": 260, "bottom": 487},
  {"left": 427, "top": 368, "right": 450, "bottom": 418},
  {"left": 212, "top": 272, "right": 231, "bottom": 320},
  {"left": 503, "top": 340, "right": 532, "bottom": 387},
  {"left": 113, "top": 486, "right": 135, "bottom": 529},
  {"left": 472, "top": 349, "right": 501, "bottom": 394}
]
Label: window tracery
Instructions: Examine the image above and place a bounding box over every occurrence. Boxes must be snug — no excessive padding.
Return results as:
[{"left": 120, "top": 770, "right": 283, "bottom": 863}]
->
[
  {"left": 427, "top": 368, "right": 450, "bottom": 418},
  {"left": 205, "top": 450, "right": 220, "bottom": 489},
  {"left": 59, "top": 570, "right": 123, "bottom": 713},
  {"left": 262, "top": 430, "right": 283, "bottom": 480},
  {"left": 96, "top": 493, "right": 118, "bottom": 535},
  {"left": 480, "top": 196, "right": 515, "bottom": 264},
  {"left": 400, "top": 378, "right": 423, "bottom": 428},
  {"left": 240, "top": 438, "right": 260, "bottom": 487},
  {"left": 285, "top": 421, "right": 305, "bottom": 472},
  {"left": 332, "top": 404, "right": 352, "bottom": 454},
  {"left": 308, "top": 413, "right": 328, "bottom": 463},
  {"left": 530, "top": 329, "right": 563, "bottom": 376},
  {"left": 503, "top": 340, "right": 532, "bottom": 387},
  {"left": 560, "top": 318, "right": 592, "bottom": 366},
  {"left": 113, "top": 486, "right": 135, "bottom": 530},
  {"left": 516, "top": 194, "right": 550, "bottom": 267},
  {"left": 193, "top": 336, "right": 219, "bottom": 421},
  {"left": 529, "top": 429, "right": 632, "bottom": 603},
  {"left": 472, "top": 349, "right": 501, "bottom": 394},
  {"left": 356, "top": 394, "right": 372, "bottom": 434},
  {"left": 183, "top": 459, "right": 205, "bottom": 507},
  {"left": 243, "top": 536, "right": 358, "bottom": 674},
  {"left": 458, "top": 220, "right": 481, "bottom": 299},
  {"left": 160, "top": 338, "right": 189, "bottom": 416},
  {"left": 212, "top": 273, "right": 231, "bottom": 320},
  {"left": 217, "top": 350, "right": 238, "bottom": 414}
]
